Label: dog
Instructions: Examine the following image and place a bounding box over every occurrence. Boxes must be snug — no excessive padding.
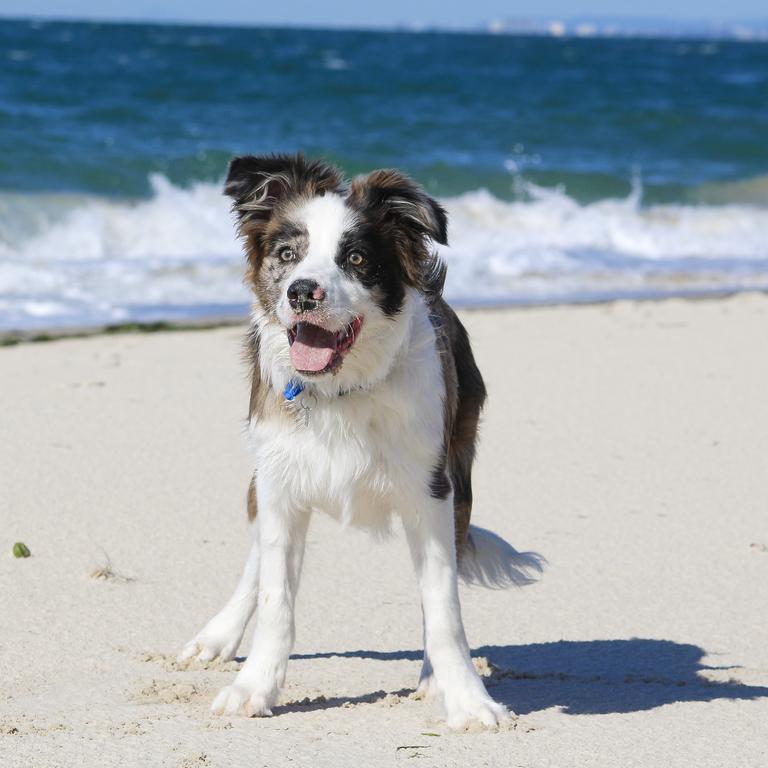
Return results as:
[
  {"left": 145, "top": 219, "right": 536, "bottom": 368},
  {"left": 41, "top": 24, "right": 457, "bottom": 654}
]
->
[{"left": 180, "top": 154, "right": 542, "bottom": 729}]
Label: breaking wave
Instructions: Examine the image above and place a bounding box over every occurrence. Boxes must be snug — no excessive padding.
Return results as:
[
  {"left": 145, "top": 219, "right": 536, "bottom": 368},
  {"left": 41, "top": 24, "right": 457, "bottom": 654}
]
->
[{"left": 2, "top": 174, "right": 768, "bottom": 330}]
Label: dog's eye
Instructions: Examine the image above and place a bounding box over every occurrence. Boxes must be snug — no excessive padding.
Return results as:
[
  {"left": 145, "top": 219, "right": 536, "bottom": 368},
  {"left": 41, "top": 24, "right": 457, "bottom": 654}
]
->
[
  {"left": 279, "top": 247, "right": 296, "bottom": 263},
  {"left": 348, "top": 252, "right": 364, "bottom": 266}
]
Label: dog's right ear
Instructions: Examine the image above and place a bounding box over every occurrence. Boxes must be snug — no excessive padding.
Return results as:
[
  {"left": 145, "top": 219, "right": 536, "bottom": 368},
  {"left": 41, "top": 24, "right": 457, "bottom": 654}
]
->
[{"left": 224, "top": 154, "right": 343, "bottom": 232}]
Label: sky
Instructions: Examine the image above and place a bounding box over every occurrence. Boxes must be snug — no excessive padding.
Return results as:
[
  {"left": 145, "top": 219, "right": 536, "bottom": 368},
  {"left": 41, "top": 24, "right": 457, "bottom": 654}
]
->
[{"left": 0, "top": 0, "right": 765, "bottom": 28}]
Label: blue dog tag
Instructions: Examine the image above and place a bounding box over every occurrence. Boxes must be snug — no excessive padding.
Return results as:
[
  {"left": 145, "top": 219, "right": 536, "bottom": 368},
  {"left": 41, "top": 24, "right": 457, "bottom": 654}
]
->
[{"left": 283, "top": 378, "right": 304, "bottom": 401}]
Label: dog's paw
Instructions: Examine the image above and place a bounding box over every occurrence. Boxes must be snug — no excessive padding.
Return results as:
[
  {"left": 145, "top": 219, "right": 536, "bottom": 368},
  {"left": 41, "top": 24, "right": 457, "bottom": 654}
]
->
[
  {"left": 178, "top": 616, "right": 244, "bottom": 663},
  {"left": 411, "top": 671, "right": 439, "bottom": 701},
  {"left": 444, "top": 692, "right": 511, "bottom": 731},
  {"left": 211, "top": 684, "right": 274, "bottom": 717}
]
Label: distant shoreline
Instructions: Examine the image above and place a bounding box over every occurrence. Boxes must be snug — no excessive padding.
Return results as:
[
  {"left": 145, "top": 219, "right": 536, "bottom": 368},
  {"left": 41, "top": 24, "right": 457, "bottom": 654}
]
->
[
  {"left": 1, "top": 14, "right": 767, "bottom": 43},
  {"left": 2, "top": 288, "right": 766, "bottom": 347}
]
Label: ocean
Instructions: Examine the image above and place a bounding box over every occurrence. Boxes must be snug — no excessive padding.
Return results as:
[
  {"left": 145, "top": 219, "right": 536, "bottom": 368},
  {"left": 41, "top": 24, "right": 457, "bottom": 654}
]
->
[{"left": 1, "top": 18, "right": 768, "bottom": 330}]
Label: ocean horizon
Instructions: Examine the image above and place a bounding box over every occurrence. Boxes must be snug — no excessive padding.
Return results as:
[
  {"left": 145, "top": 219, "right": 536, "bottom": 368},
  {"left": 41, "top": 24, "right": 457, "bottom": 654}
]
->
[{"left": 1, "top": 17, "right": 767, "bottom": 330}]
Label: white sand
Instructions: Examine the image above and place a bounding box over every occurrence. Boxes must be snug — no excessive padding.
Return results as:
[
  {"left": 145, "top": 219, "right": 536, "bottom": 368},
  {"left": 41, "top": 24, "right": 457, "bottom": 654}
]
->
[{"left": 2, "top": 295, "right": 767, "bottom": 767}]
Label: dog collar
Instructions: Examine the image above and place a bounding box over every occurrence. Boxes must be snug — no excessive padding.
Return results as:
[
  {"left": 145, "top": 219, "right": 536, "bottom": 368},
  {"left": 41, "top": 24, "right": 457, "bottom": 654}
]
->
[
  {"left": 283, "top": 378, "right": 372, "bottom": 426},
  {"left": 284, "top": 378, "right": 368, "bottom": 402},
  {"left": 283, "top": 378, "right": 304, "bottom": 401}
]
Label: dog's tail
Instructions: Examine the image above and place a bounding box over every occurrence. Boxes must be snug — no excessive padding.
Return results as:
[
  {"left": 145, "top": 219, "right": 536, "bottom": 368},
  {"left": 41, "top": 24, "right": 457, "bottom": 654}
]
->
[{"left": 458, "top": 525, "right": 545, "bottom": 589}]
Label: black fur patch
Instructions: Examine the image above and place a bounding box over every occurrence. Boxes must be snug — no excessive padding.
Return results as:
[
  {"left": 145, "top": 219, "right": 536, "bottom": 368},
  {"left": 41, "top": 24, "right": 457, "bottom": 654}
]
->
[
  {"left": 336, "top": 223, "right": 406, "bottom": 317},
  {"left": 347, "top": 169, "right": 448, "bottom": 300},
  {"left": 429, "top": 463, "right": 452, "bottom": 500}
]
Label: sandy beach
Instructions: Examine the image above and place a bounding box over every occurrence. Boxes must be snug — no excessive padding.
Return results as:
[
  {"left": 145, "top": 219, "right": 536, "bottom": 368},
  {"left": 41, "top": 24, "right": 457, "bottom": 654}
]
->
[{"left": 2, "top": 294, "right": 767, "bottom": 767}]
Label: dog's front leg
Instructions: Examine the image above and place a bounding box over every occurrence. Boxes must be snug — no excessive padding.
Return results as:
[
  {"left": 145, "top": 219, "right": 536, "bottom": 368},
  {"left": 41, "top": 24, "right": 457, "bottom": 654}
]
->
[
  {"left": 404, "top": 496, "right": 510, "bottom": 730},
  {"left": 413, "top": 618, "right": 438, "bottom": 700},
  {"left": 211, "top": 498, "right": 310, "bottom": 717}
]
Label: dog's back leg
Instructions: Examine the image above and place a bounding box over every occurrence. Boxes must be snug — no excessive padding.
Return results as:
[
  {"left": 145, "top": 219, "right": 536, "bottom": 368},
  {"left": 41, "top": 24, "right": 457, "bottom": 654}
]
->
[
  {"left": 450, "top": 397, "right": 482, "bottom": 562},
  {"left": 432, "top": 301, "right": 487, "bottom": 560},
  {"left": 450, "top": 312, "right": 486, "bottom": 557},
  {"left": 179, "top": 474, "right": 261, "bottom": 663}
]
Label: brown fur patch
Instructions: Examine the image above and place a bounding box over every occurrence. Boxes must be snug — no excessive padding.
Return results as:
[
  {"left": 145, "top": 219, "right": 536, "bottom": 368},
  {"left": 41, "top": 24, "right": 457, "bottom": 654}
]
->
[
  {"left": 224, "top": 154, "right": 343, "bottom": 302},
  {"left": 429, "top": 298, "right": 487, "bottom": 561},
  {"left": 246, "top": 474, "right": 258, "bottom": 522},
  {"left": 347, "top": 169, "right": 447, "bottom": 298}
]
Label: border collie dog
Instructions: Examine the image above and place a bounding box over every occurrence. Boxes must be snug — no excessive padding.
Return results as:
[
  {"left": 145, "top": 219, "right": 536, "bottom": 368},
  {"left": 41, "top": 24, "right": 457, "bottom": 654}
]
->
[{"left": 181, "top": 155, "right": 542, "bottom": 729}]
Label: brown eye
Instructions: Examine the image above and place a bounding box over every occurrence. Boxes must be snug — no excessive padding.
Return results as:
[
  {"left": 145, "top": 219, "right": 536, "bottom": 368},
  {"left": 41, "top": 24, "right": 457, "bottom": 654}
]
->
[
  {"left": 279, "top": 247, "right": 296, "bottom": 263},
  {"left": 348, "top": 252, "right": 364, "bottom": 266}
]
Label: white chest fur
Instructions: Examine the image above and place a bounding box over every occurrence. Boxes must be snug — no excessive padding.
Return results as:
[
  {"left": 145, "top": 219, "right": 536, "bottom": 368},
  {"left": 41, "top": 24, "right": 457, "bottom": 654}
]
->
[{"left": 248, "top": 296, "right": 445, "bottom": 529}]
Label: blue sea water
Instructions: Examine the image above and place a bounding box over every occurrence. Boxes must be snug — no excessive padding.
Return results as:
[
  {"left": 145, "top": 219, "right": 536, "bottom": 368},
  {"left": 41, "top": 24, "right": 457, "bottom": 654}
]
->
[{"left": 1, "top": 18, "right": 768, "bottom": 329}]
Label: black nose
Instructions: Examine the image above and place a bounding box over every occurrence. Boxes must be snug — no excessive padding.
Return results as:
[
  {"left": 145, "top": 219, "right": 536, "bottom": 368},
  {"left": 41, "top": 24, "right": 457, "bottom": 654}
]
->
[{"left": 287, "top": 279, "right": 326, "bottom": 313}]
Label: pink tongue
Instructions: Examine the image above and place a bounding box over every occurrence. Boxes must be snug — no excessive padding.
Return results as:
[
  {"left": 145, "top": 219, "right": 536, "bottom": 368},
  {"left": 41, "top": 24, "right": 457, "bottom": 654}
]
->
[{"left": 289, "top": 323, "right": 336, "bottom": 372}]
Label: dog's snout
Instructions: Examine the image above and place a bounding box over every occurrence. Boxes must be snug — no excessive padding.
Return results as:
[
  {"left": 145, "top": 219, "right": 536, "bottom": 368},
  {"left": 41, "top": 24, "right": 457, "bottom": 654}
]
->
[{"left": 287, "top": 279, "right": 326, "bottom": 313}]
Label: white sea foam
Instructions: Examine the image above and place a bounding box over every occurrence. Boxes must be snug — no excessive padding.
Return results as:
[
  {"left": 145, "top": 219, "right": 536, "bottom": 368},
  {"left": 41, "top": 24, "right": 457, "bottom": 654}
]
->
[
  {"left": 1, "top": 175, "right": 767, "bottom": 330},
  {"left": 440, "top": 181, "right": 768, "bottom": 303}
]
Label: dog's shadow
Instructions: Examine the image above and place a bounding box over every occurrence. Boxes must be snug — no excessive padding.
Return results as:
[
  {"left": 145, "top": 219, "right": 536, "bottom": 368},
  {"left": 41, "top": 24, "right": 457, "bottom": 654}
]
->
[{"left": 276, "top": 639, "right": 768, "bottom": 716}]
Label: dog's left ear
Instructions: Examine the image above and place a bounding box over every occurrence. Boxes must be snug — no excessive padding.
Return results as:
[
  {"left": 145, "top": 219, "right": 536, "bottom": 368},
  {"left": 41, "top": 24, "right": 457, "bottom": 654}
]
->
[
  {"left": 349, "top": 169, "right": 448, "bottom": 246},
  {"left": 349, "top": 170, "right": 448, "bottom": 295}
]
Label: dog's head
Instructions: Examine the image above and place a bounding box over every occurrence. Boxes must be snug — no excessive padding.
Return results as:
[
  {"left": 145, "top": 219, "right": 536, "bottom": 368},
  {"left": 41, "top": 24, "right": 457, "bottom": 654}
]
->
[{"left": 226, "top": 154, "right": 447, "bottom": 394}]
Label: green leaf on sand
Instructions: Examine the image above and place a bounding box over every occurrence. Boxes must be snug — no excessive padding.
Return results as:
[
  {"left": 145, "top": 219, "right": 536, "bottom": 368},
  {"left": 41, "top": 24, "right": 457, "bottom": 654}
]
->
[{"left": 13, "top": 542, "right": 31, "bottom": 558}]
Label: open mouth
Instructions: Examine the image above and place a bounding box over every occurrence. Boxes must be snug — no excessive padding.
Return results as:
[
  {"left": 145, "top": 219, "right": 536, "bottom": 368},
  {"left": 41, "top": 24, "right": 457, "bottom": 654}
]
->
[{"left": 287, "top": 316, "right": 363, "bottom": 375}]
